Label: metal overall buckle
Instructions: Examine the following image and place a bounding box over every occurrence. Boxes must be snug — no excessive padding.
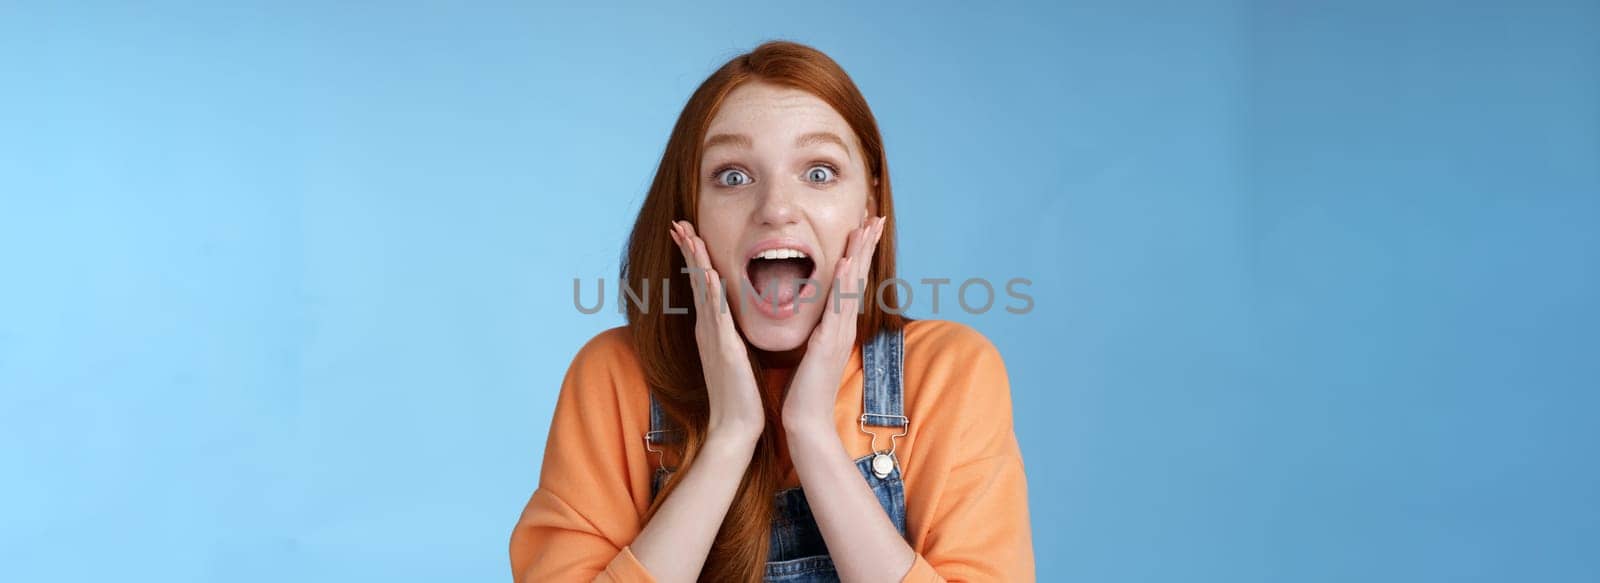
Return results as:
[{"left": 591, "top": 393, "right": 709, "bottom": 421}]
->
[
  {"left": 859, "top": 414, "right": 909, "bottom": 479},
  {"left": 643, "top": 430, "right": 679, "bottom": 474}
]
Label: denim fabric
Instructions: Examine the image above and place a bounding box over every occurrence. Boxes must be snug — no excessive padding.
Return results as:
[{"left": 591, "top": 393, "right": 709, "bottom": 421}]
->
[{"left": 649, "top": 328, "right": 909, "bottom": 582}]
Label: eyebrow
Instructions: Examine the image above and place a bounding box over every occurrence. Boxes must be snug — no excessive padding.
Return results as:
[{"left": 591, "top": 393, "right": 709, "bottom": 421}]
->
[
  {"left": 701, "top": 131, "right": 854, "bottom": 160},
  {"left": 795, "top": 131, "right": 850, "bottom": 156},
  {"left": 702, "top": 133, "right": 752, "bottom": 151}
]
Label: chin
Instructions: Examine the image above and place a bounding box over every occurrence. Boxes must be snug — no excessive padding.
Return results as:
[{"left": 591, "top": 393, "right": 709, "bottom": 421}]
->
[{"left": 735, "top": 306, "right": 822, "bottom": 352}]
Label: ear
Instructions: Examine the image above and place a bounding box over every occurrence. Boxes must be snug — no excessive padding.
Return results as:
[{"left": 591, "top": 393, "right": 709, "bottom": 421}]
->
[{"left": 867, "top": 177, "right": 879, "bottom": 217}]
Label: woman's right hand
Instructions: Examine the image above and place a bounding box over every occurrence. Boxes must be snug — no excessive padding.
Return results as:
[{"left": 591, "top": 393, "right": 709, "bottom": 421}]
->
[{"left": 670, "top": 220, "right": 765, "bottom": 447}]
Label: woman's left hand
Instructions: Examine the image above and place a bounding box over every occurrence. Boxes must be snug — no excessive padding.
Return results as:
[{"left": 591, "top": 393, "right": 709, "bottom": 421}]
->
[{"left": 782, "top": 215, "right": 886, "bottom": 429}]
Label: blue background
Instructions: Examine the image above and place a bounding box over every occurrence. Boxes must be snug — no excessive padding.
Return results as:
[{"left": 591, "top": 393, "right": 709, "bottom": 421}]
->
[{"left": 2, "top": 1, "right": 1596, "bottom": 581}]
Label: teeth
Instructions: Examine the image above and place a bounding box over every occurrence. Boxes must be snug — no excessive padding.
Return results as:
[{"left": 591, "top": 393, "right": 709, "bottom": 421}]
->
[{"left": 756, "top": 248, "right": 808, "bottom": 260}]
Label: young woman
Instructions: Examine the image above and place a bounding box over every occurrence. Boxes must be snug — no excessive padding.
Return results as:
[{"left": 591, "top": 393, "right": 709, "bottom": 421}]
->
[{"left": 510, "top": 41, "right": 1034, "bottom": 582}]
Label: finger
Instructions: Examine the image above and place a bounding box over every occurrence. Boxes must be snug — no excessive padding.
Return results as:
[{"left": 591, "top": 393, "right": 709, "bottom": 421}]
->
[
  {"left": 692, "top": 234, "right": 712, "bottom": 272},
  {"left": 691, "top": 238, "right": 739, "bottom": 323},
  {"left": 672, "top": 222, "right": 709, "bottom": 309},
  {"left": 697, "top": 235, "right": 723, "bottom": 309},
  {"left": 706, "top": 266, "right": 736, "bottom": 322},
  {"left": 677, "top": 222, "right": 697, "bottom": 265},
  {"left": 841, "top": 218, "right": 885, "bottom": 321},
  {"left": 832, "top": 223, "right": 865, "bottom": 302},
  {"left": 694, "top": 235, "right": 725, "bottom": 294},
  {"left": 669, "top": 221, "right": 692, "bottom": 270},
  {"left": 675, "top": 221, "right": 698, "bottom": 260},
  {"left": 860, "top": 219, "right": 886, "bottom": 314},
  {"left": 670, "top": 221, "right": 690, "bottom": 266},
  {"left": 842, "top": 219, "right": 876, "bottom": 289},
  {"left": 824, "top": 221, "right": 869, "bottom": 322},
  {"left": 842, "top": 221, "right": 866, "bottom": 263},
  {"left": 823, "top": 256, "right": 854, "bottom": 324},
  {"left": 862, "top": 216, "right": 885, "bottom": 267},
  {"left": 681, "top": 223, "right": 709, "bottom": 272},
  {"left": 850, "top": 217, "right": 882, "bottom": 273},
  {"left": 844, "top": 216, "right": 881, "bottom": 265},
  {"left": 681, "top": 221, "right": 701, "bottom": 249},
  {"left": 679, "top": 223, "right": 733, "bottom": 320}
]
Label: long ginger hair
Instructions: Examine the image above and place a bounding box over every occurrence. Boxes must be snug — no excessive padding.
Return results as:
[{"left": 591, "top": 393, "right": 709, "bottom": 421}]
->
[{"left": 621, "top": 40, "right": 906, "bottom": 581}]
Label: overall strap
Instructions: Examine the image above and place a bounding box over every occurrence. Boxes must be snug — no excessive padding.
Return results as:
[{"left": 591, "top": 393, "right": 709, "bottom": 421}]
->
[
  {"left": 645, "top": 393, "right": 680, "bottom": 473},
  {"left": 860, "top": 327, "right": 907, "bottom": 429}
]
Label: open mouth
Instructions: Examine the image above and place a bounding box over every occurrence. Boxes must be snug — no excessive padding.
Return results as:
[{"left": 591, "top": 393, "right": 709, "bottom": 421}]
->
[{"left": 744, "top": 246, "right": 818, "bottom": 317}]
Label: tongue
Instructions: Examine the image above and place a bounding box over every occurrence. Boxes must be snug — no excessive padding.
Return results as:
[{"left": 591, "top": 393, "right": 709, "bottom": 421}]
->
[{"left": 751, "top": 260, "right": 809, "bottom": 305}]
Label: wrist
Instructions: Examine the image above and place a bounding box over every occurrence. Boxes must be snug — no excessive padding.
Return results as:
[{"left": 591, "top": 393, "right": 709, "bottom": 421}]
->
[
  {"left": 783, "top": 417, "right": 844, "bottom": 463},
  {"left": 781, "top": 410, "right": 836, "bottom": 442},
  {"left": 704, "top": 424, "right": 761, "bottom": 455},
  {"left": 707, "top": 407, "right": 764, "bottom": 443}
]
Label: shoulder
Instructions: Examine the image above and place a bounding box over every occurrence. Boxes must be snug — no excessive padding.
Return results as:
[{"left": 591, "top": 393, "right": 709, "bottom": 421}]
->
[
  {"left": 903, "top": 319, "right": 1005, "bottom": 366},
  {"left": 556, "top": 326, "right": 647, "bottom": 406},
  {"left": 900, "top": 319, "right": 1010, "bottom": 403},
  {"left": 537, "top": 327, "right": 652, "bottom": 506},
  {"left": 898, "top": 320, "right": 1019, "bottom": 456},
  {"left": 562, "top": 325, "right": 644, "bottom": 383},
  {"left": 569, "top": 325, "right": 638, "bottom": 370}
]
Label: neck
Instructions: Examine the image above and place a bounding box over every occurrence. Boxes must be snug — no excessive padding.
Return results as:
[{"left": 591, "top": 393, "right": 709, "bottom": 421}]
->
[{"left": 754, "top": 345, "right": 805, "bottom": 369}]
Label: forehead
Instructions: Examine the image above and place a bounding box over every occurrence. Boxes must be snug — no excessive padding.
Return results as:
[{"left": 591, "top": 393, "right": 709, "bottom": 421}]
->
[{"left": 704, "top": 82, "right": 854, "bottom": 140}]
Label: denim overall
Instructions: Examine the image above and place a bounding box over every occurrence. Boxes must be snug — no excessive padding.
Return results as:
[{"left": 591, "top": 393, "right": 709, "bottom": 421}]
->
[{"left": 646, "top": 328, "right": 910, "bottom": 582}]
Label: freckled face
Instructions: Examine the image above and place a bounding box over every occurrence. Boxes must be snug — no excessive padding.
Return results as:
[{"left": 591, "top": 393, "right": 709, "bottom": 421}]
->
[{"left": 696, "top": 82, "right": 872, "bottom": 352}]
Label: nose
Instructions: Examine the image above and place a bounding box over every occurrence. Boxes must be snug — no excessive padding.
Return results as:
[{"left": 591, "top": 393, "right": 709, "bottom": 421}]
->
[{"left": 753, "top": 182, "right": 800, "bottom": 227}]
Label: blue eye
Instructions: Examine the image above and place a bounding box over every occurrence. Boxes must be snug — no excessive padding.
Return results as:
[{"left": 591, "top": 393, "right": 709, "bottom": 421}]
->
[
  {"left": 806, "top": 165, "right": 836, "bottom": 183},
  {"left": 715, "top": 168, "right": 751, "bottom": 187}
]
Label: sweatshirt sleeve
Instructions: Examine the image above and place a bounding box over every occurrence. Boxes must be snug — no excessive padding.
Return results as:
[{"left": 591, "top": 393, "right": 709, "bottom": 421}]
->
[
  {"left": 509, "top": 330, "right": 657, "bottom": 582},
  {"left": 903, "top": 325, "right": 1036, "bottom": 582}
]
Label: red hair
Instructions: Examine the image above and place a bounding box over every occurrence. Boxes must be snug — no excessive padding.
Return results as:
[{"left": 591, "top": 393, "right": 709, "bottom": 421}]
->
[{"left": 620, "top": 40, "right": 905, "bottom": 581}]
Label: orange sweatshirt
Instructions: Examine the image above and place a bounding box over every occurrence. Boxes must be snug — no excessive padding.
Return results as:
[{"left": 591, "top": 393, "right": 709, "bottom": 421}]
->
[{"left": 509, "top": 319, "right": 1034, "bottom": 581}]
